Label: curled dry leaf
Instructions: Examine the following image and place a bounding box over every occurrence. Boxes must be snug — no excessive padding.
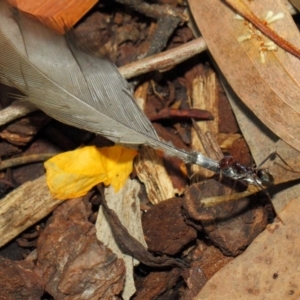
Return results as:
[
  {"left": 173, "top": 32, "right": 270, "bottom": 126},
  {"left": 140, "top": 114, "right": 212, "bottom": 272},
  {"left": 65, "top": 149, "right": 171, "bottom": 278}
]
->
[
  {"left": 96, "top": 180, "right": 146, "bottom": 300},
  {"left": 98, "top": 186, "right": 188, "bottom": 269},
  {"left": 188, "top": 0, "right": 300, "bottom": 152}
]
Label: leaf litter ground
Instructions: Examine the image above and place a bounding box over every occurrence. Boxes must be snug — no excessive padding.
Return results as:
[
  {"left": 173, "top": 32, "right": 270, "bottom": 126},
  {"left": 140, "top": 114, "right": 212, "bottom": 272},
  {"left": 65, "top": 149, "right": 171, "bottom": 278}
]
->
[{"left": 0, "top": 1, "right": 298, "bottom": 299}]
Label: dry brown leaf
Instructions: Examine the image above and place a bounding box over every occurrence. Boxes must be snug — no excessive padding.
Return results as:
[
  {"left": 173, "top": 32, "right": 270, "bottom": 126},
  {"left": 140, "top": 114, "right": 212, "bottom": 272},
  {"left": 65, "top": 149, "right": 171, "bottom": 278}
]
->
[
  {"left": 195, "top": 195, "right": 300, "bottom": 299},
  {"left": 223, "top": 78, "right": 300, "bottom": 212},
  {"left": 188, "top": 0, "right": 300, "bottom": 152},
  {"left": 289, "top": 0, "right": 300, "bottom": 11}
]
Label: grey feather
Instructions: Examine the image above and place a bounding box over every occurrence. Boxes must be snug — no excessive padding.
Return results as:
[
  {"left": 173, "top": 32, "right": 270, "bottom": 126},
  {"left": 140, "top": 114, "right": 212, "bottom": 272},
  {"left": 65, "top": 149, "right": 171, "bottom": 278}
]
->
[{"left": 0, "top": 1, "right": 220, "bottom": 172}]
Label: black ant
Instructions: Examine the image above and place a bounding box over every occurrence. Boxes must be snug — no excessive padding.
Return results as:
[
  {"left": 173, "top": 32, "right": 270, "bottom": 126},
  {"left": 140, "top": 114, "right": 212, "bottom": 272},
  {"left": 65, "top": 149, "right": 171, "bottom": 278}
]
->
[{"left": 218, "top": 152, "right": 294, "bottom": 223}]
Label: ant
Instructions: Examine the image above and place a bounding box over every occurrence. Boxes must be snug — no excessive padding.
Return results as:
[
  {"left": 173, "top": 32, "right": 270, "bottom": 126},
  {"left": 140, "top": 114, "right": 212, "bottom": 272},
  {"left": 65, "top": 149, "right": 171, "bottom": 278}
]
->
[
  {"left": 219, "top": 155, "right": 274, "bottom": 188},
  {"left": 218, "top": 152, "right": 300, "bottom": 223}
]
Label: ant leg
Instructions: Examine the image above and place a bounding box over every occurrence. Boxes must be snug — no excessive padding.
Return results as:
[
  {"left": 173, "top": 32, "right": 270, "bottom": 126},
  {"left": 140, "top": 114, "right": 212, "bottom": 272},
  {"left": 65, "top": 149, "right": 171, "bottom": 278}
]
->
[
  {"left": 218, "top": 171, "right": 223, "bottom": 183},
  {"left": 272, "top": 151, "right": 300, "bottom": 174},
  {"left": 263, "top": 189, "right": 284, "bottom": 224},
  {"left": 257, "top": 151, "right": 300, "bottom": 174},
  {"left": 256, "top": 151, "right": 277, "bottom": 169}
]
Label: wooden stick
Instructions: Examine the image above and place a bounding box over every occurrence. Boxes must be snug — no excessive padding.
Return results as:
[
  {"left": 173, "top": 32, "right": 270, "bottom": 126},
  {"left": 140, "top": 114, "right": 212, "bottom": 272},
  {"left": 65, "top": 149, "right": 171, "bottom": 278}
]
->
[
  {"left": 119, "top": 38, "right": 207, "bottom": 79},
  {"left": 0, "top": 175, "right": 63, "bottom": 247}
]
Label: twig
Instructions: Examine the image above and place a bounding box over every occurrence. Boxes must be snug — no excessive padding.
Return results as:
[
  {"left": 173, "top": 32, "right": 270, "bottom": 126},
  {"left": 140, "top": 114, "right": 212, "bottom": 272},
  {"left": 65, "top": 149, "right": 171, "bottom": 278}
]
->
[
  {"left": 0, "top": 153, "right": 57, "bottom": 171},
  {"left": 119, "top": 37, "right": 207, "bottom": 79},
  {"left": 0, "top": 100, "right": 37, "bottom": 126},
  {"left": 0, "top": 175, "right": 63, "bottom": 247}
]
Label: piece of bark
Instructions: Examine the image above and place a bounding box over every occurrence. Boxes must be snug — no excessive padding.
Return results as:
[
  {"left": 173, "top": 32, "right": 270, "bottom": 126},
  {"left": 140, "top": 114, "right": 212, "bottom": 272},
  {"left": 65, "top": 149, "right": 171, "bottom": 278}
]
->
[
  {"left": 0, "top": 175, "right": 63, "bottom": 248},
  {"left": 229, "top": 137, "right": 252, "bottom": 167},
  {"left": 6, "top": 0, "right": 97, "bottom": 34},
  {"left": 142, "top": 197, "right": 197, "bottom": 255},
  {"left": 0, "top": 111, "right": 50, "bottom": 146},
  {"left": 0, "top": 256, "right": 44, "bottom": 300},
  {"left": 35, "top": 198, "right": 125, "bottom": 299},
  {"left": 183, "top": 180, "right": 268, "bottom": 256},
  {"left": 0, "top": 141, "right": 21, "bottom": 157},
  {"left": 149, "top": 108, "right": 213, "bottom": 122},
  {"left": 99, "top": 186, "right": 188, "bottom": 269},
  {"left": 135, "top": 146, "right": 186, "bottom": 204},
  {"left": 191, "top": 241, "right": 234, "bottom": 280},
  {"left": 181, "top": 261, "right": 208, "bottom": 300},
  {"left": 185, "top": 65, "right": 219, "bottom": 179},
  {"left": 0, "top": 100, "right": 37, "bottom": 127},
  {"left": 153, "top": 122, "right": 190, "bottom": 151},
  {"left": 134, "top": 268, "right": 182, "bottom": 300},
  {"left": 181, "top": 240, "right": 234, "bottom": 299},
  {"left": 217, "top": 133, "right": 241, "bottom": 153},
  {"left": 96, "top": 179, "right": 146, "bottom": 300}
]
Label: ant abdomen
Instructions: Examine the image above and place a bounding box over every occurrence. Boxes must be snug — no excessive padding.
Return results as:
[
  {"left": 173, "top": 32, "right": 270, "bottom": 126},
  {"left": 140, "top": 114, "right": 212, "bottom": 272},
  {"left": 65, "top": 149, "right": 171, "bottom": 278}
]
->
[{"left": 256, "top": 169, "right": 274, "bottom": 187}]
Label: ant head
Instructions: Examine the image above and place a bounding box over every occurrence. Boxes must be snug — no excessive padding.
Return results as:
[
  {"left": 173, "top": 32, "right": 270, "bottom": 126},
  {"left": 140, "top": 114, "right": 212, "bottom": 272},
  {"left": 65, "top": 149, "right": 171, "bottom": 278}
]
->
[{"left": 256, "top": 169, "right": 274, "bottom": 187}]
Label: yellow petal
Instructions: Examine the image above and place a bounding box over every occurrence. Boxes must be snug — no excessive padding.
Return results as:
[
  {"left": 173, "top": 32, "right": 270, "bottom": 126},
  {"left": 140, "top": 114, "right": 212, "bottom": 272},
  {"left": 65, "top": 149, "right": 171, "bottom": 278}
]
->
[
  {"left": 100, "top": 146, "right": 138, "bottom": 192},
  {"left": 44, "top": 145, "right": 137, "bottom": 199}
]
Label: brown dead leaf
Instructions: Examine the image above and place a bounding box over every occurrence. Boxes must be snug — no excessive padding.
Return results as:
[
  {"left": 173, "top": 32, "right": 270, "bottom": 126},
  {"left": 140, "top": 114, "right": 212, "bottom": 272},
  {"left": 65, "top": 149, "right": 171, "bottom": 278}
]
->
[
  {"left": 188, "top": 0, "right": 300, "bottom": 152},
  {"left": 223, "top": 78, "right": 300, "bottom": 213},
  {"left": 289, "top": 0, "right": 300, "bottom": 11},
  {"left": 195, "top": 195, "right": 300, "bottom": 299}
]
